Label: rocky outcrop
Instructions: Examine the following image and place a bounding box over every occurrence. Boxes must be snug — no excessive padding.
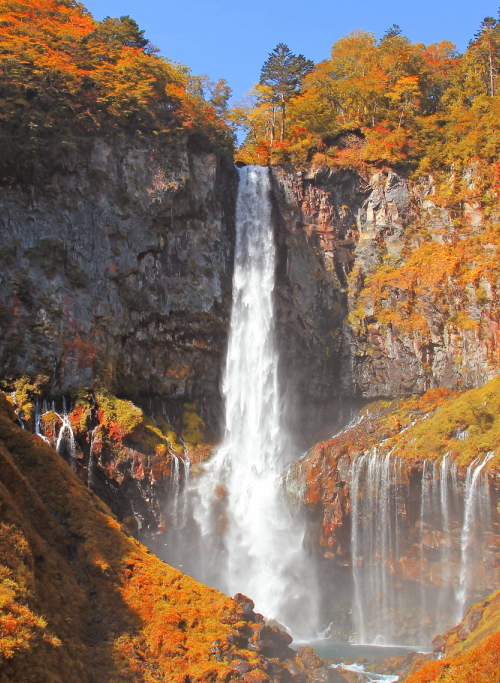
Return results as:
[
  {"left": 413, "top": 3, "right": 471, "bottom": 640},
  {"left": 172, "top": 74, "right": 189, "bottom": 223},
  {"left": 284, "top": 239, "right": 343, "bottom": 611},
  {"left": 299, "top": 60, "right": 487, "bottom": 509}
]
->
[
  {"left": 432, "top": 587, "right": 500, "bottom": 659},
  {"left": 400, "top": 588, "right": 500, "bottom": 682},
  {"left": 0, "top": 134, "right": 237, "bottom": 432}
]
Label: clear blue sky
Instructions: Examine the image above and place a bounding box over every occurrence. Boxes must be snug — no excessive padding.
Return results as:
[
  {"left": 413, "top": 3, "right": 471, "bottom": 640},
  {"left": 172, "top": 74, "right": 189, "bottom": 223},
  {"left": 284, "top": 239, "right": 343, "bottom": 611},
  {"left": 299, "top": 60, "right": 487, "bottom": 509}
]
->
[{"left": 83, "top": 0, "right": 498, "bottom": 103}]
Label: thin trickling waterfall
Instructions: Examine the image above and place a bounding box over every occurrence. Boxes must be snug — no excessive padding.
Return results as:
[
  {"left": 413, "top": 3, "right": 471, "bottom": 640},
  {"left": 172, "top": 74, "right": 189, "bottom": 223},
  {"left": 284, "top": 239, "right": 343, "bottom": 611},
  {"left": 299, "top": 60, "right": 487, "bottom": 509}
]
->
[
  {"left": 56, "top": 398, "right": 77, "bottom": 470},
  {"left": 87, "top": 427, "right": 98, "bottom": 488},
  {"left": 350, "top": 450, "right": 496, "bottom": 646},
  {"left": 350, "top": 450, "right": 402, "bottom": 645},
  {"left": 34, "top": 400, "right": 51, "bottom": 445},
  {"left": 190, "top": 165, "right": 317, "bottom": 636},
  {"left": 170, "top": 454, "right": 181, "bottom": 526}
]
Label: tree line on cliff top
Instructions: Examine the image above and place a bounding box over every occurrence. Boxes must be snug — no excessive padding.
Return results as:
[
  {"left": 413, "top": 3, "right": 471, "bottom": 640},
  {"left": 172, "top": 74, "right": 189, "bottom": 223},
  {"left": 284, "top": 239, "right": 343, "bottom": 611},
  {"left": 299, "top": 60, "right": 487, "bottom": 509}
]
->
[
  {"left": 0, "top": 0, "right": 233, "bottom": 181},
  {"left": 235, "top": 15, "right": 500, "bottom": 183},
  {"left": 2, "top": 0, "right": 500, "bottom": 186}
]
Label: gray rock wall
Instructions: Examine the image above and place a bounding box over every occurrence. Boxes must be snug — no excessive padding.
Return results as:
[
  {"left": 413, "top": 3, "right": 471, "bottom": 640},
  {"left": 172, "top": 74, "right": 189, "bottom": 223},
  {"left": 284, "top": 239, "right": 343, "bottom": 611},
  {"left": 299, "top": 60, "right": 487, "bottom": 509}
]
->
[{"left": 0, "top": 135, "right": 237, "bottom": 429}]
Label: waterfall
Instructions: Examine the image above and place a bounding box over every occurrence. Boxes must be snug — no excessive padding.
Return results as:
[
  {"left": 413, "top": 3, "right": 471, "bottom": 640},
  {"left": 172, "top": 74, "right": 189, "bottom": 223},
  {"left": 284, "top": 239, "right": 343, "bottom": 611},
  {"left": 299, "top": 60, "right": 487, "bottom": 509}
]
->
[
  {"left": 180, "top": 456, "right": 191, "bottom": 528},
  {"left": 350, "top": 450, "right": 402, "bottom": 645},
  {"left": 56, "top": 397, "right": 77, "bottom": 470},
  {"left": 455, "top": 452, "right": 494, "bottom": 622},
  {"left": 170, "top": 454, "right": 181, "bottom": 526},
  {"left": 190, "top": 165, "right": 317, "bottom": 636},
  {"left": 34, "top": 400, "right": 51, "bottom": 445},
  {"left": 350, "top": 450, "right": 496, "bottom": 646},
  {"left": 87, "top": 427, "right": 97, "bottom": 488}
]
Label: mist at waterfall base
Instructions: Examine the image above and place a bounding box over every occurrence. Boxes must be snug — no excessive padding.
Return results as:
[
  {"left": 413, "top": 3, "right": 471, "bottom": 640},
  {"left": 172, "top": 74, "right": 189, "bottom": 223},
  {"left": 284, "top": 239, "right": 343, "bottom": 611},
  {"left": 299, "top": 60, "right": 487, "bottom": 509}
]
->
[
  {"left": 157, "top": 165, "right": 499, "bottom": 651},
  {"left": 161, "top": 165, "right": 319, "bottom": 639}
]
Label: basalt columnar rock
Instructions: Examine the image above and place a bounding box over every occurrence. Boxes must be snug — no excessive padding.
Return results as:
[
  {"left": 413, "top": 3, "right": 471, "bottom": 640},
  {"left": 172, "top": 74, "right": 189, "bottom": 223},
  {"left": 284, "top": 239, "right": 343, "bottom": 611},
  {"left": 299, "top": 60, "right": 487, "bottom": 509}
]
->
[
  {"left": 0, "top": 134, "right": 238, "bottom": 431},
  {"left": 271, "top": 165, "right": 500, "bottom": 408}
]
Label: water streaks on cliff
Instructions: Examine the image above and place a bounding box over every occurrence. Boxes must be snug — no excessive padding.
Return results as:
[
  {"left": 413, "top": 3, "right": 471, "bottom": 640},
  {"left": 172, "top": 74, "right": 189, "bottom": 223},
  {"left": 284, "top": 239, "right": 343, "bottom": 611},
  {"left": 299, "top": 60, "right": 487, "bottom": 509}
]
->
[{"left": 350, "top": 448, "right": 496, "bottom": 646}]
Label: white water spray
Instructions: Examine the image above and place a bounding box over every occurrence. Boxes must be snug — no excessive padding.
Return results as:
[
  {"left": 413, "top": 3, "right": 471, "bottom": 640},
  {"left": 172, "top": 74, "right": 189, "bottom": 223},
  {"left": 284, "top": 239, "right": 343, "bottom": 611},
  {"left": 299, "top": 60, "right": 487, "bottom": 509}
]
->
[
  {"left": 56, "top": 397, "right": 77, "bottom": 470},
  {"left": 193, "top": 166, "right": 318, "bottom": 636}
]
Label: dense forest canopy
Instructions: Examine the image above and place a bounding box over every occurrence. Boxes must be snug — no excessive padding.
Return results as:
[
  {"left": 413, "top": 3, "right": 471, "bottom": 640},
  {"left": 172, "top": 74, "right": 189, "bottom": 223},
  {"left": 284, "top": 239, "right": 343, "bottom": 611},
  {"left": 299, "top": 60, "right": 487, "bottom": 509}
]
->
[{"left": 1, "top": 0, "right": 500, "bottom": 197}]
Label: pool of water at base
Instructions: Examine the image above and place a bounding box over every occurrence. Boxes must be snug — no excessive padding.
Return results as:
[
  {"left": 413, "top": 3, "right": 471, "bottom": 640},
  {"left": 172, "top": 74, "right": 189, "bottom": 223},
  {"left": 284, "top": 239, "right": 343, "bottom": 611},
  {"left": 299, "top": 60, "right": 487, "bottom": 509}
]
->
[{"left": 293, "top": 641, "right": 429, "bottom": 683}]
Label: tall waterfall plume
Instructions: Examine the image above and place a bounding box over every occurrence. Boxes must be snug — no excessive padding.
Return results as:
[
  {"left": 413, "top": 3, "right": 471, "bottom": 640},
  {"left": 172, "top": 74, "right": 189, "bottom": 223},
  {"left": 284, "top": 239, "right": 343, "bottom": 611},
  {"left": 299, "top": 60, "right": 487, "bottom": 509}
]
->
[{"left": 189, "top": 165, "right": 318, "bottom": 636}]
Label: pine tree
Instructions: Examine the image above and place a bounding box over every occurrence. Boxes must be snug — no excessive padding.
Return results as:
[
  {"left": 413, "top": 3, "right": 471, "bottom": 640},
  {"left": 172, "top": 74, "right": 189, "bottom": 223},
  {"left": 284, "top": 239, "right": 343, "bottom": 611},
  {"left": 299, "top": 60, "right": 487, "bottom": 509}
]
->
[
  {"left": 382, "top": 24, "right": 402, "bottom": 40},
  {"left": 259, "top": 43, "right": 314, "bottom": 142},
  {"left": 468, "top": 16, "right": 500, "bottom": 96}
]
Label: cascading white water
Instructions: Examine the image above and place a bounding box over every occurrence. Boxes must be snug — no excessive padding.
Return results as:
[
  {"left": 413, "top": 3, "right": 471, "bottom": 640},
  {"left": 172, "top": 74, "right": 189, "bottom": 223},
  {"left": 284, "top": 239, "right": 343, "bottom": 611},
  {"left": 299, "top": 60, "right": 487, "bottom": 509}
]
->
[
  {"left": 87, "top": 426, "right": 98, "bottom": 488},
  {"left": 192, "top": 165, "right": 318, "bottom": 636},
  {"left": 350, "top": 450, "right": 402, "bottom": 645},
  {"left": 455, "top": 451, "right": 494, "bottom": 622},
  {"left": 34, "top": 400, "right": 51, "bottom": 445},
  {"left": 350, "top": 450, "right": 496, "bottom": 646},
  {"left": 170, "top": 454, "right": 181, "bottom": 526},
  {"left": 56, "top": 397, "right": 77, "bottom": 470}
]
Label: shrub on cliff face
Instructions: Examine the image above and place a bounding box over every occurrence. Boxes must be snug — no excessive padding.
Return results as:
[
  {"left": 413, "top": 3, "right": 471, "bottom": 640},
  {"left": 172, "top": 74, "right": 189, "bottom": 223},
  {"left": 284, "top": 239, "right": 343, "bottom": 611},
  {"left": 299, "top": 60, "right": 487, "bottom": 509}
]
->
[{"left": 391, "top": 376, "right": 500, "bottom": 468}]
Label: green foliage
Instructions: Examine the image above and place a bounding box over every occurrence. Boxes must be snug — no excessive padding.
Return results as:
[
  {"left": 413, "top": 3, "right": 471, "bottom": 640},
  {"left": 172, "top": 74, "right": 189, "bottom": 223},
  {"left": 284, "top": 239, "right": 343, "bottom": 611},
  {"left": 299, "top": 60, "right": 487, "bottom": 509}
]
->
[
  {"left": 260, "top": 43, "right": 314, "bottom": 103},
  {"left": 182, "top": 401, "right": 207, "bottom": 451},
  {"left": 95, "top": 388, "right": 142, "bottom": 438},
  {"left": 89, "top": 14, "right": 153, "bottom": 55},
  {"left": 393, "top": 376, "right": 500, "bottom": 467}
]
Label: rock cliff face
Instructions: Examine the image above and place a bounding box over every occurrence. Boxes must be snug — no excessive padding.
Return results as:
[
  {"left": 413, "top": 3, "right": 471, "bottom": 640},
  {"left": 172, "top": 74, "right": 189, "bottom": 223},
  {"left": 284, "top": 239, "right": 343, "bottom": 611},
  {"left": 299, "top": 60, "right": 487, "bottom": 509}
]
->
[
  {"left": 0, "top": 134, "right": 237, "bottom": 431},
  {"left": 271, "top": 165, "right": 500, "bottom": 404},
  {"left": 270, "top": 167, "right": 359, "bottom": 442}
]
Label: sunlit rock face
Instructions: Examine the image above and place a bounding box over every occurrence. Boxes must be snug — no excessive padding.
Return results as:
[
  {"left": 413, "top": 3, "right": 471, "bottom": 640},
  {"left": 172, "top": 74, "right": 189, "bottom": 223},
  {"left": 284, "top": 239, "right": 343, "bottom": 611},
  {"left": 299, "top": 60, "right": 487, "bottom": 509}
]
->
[
  {"left": 0, "top": 134, "right": 237, "bottom": 431},
  {"left": 270, "top": 165, "right": 500, "bottom": 411}
]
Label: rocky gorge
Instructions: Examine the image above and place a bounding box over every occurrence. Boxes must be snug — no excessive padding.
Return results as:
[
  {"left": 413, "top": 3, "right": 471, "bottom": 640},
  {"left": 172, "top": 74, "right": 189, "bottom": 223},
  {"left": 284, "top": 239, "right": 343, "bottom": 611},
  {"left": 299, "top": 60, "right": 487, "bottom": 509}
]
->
[{"left": 1, "top": 129, "right": 500, "bottom": 680}]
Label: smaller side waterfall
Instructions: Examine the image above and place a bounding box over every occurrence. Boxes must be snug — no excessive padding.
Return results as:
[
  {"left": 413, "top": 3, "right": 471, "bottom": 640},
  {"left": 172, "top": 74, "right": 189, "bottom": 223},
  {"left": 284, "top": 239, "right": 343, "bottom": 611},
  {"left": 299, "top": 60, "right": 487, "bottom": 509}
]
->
[
  {"left": 455, "top": 452, "right": 494, "bottom": 622},
  {"left": 56, "top": 398, "right": 77, "bottom": 470},
  {"left": 87, "top": 427, "right": 98, "bottom": 488},
  {"left": 350, "top": 450, "right": 497, "bottom": 646},
  {"left": 350, "top": 450, "right": 403, "bottom": 645}
]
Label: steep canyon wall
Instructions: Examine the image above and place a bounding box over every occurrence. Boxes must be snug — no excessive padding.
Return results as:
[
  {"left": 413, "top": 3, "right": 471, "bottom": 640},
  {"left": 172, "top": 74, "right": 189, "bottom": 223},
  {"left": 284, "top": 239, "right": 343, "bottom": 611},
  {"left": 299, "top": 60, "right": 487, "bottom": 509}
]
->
[
  {"left": 271, "top": 164, "right": 500, "bottom": 405},
  {"left": 0, "top": 135, "right": 237, "bottom": 427}
]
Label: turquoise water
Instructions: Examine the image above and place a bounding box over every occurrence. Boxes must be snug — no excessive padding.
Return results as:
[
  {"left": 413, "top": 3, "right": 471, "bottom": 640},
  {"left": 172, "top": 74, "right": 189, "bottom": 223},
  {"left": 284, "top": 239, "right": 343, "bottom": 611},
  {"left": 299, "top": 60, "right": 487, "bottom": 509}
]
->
[
  {"left": 297, "top": 640, "right": 421, "bottom": 664},
  {"left": 293, "top": 640, "right": 427, "bottom": 682}
]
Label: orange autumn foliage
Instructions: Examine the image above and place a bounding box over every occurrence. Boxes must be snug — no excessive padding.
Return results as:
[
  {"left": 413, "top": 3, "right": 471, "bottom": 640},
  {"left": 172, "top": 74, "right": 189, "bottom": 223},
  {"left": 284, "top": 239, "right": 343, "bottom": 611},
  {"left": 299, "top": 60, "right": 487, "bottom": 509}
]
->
[
  {"left": 0, "top": 391, "right": 247, "bottom": 681},
  {"left": 406, "top": 631, "right": 500, "bottom": 683},
  {"left": 0, "top": 0, "right": 232, "bottom": 181}
]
